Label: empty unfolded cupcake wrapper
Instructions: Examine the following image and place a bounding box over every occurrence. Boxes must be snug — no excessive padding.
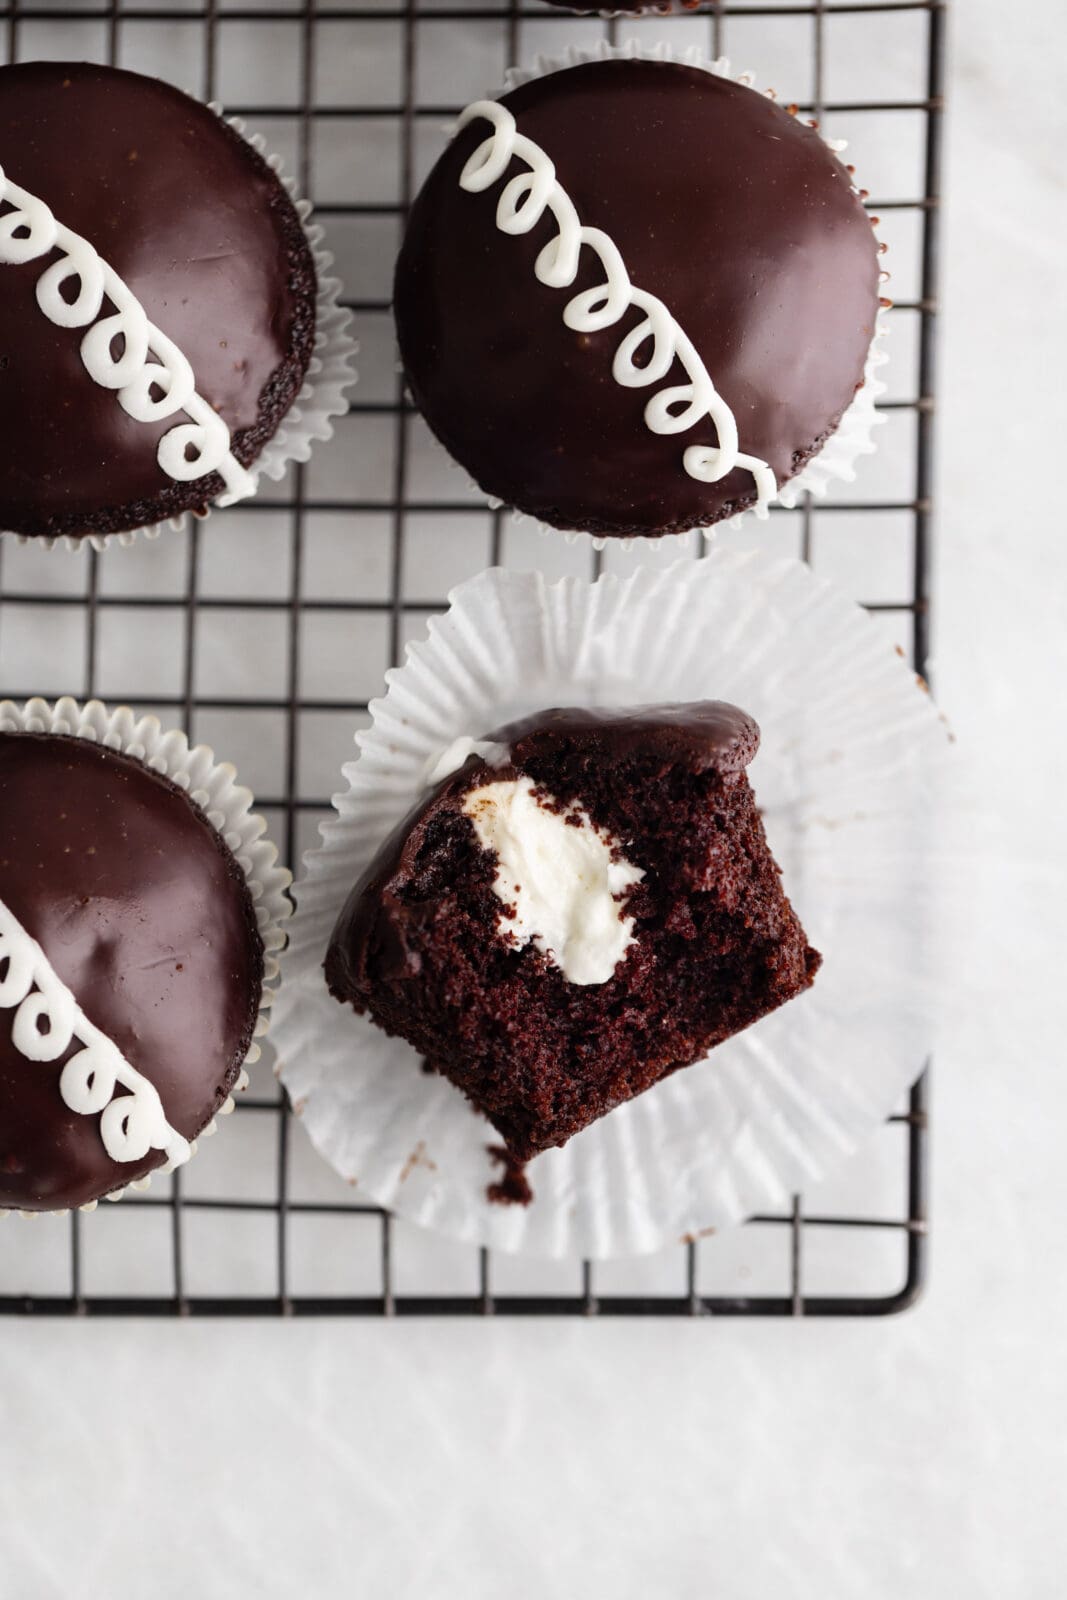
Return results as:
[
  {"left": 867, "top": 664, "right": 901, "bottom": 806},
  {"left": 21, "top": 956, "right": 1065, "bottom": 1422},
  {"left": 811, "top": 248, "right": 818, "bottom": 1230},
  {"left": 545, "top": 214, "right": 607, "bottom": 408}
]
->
[
  {"left": 272, "top": 550, "right": 958, "bottom": 1260},
  {"left": 0, "top": 694, "right": 293, "bottom": 1218},
  {"left": 418, "top": 38, "right": 890, "bottom": 553},
  {"left": 7, "top": 107, "right": 358, "bottom": 555}
]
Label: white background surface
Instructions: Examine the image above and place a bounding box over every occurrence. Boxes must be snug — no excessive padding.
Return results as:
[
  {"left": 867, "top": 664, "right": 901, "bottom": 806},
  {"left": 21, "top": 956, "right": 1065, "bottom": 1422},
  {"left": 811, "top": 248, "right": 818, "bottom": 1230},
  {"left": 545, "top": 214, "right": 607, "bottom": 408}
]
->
[{"left": 1, "top": 2, "right": 1065, "bottom": 1595}]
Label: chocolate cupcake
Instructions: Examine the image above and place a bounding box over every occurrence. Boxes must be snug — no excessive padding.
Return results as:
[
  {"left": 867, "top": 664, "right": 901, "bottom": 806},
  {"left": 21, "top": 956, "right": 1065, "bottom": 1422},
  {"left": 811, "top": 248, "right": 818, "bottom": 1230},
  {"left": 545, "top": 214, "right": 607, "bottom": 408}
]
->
[
  {"left": 325, "top": 703, "right": 820, "bottom": 1162},
  {"left": 0, "top": 699, "right": 290, "bottom": 1214},
  {"left": 394, "top": 51, "right": 885, "bottom": 540},
  {"left": 0, "top": 61, "right": 353, "bottom": 545},
  {"left": 274, "top": 557, "right": 953, "bottom": 1257}
]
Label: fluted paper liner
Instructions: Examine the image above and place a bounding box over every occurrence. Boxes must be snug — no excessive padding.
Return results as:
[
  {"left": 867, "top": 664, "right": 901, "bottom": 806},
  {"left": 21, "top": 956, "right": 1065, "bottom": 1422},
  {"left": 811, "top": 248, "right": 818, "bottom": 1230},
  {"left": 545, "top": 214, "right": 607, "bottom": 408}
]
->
[
  {"left": 418, "top": 39, "right": 888, "bottom": 552},
  {"left": 3, "top": 108, "right": 357, "bottom": 554},
  {"left": 273, "top": 552, "right": 955, "bottom": 1259},
  {"left": 0, "top": 695, "right": 292, "bottom": 1217}
]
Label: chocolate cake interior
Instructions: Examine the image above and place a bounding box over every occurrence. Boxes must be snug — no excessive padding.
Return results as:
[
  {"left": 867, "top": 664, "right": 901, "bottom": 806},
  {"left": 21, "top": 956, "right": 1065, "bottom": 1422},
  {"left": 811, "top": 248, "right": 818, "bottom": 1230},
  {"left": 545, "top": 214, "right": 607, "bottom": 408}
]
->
[{"left": 326, "top": 705, "right": 820, "bottom": 1162}]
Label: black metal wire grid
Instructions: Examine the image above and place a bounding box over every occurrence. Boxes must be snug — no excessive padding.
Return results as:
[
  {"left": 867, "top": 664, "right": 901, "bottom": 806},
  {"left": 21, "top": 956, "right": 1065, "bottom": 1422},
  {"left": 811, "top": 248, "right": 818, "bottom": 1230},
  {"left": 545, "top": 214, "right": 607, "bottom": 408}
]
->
[{"left": 0, "top": 0, "right": 943, "bottom": 1316}]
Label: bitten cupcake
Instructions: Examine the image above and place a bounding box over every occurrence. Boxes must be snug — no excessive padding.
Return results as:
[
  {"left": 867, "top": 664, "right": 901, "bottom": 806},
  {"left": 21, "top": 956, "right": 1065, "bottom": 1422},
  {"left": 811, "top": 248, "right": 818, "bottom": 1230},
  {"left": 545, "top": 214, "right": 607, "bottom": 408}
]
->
[
  {"left": 326, "top": 703, "right": 820, "bottom": 1162},
  {"left": 394, "top": 51, "right": 885, "bottom": 540},
  {"left": 0, "top": 61, "right": 353, "bottom": 544},
  {"left": 0, "top": 699, "right": 290, "bottom": 1214},
  {"left": 273, "top": 558, "right": 953, "bottom": 1258}
]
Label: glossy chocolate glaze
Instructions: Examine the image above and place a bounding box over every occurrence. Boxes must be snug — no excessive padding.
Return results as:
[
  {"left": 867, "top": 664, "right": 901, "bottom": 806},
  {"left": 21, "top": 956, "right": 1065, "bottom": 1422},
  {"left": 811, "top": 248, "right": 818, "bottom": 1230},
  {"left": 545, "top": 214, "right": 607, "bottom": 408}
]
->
[
  {"left": 0, "top": 735, "right": 263, "bottom": 1211},
  {"left": 395, "top": 60, "right": 881, "bottom": 538},
  {"left": 497, "top": 701, "right": 759, "bottom": 774},
  {"left": 326, "top": 701, "right": 759, "bottom": 994},
  {"left": 0, "top": 62, "right": 317, "bottom": 540}
]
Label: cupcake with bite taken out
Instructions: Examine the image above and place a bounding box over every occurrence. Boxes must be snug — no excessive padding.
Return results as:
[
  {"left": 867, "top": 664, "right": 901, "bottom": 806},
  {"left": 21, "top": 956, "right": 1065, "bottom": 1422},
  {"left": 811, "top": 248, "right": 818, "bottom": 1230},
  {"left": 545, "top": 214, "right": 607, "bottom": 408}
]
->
[{"left": 325, "top": 702, "right": 821, "bottom": 1162}]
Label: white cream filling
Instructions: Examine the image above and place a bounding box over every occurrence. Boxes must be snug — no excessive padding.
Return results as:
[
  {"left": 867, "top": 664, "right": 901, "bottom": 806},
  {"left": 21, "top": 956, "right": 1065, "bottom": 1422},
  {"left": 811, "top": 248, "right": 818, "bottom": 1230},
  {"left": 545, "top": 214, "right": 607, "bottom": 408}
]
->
[{"left": 461, "top": 776, "right": 644, "bottom": 985}]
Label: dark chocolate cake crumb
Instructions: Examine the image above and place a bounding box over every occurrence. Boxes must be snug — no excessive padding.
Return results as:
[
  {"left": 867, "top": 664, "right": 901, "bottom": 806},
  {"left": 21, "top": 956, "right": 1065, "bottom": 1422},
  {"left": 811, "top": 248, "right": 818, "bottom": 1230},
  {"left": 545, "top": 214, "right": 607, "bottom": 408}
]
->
[{"left": 487, "top": 1146, "right": 534, "bottom": 1208}]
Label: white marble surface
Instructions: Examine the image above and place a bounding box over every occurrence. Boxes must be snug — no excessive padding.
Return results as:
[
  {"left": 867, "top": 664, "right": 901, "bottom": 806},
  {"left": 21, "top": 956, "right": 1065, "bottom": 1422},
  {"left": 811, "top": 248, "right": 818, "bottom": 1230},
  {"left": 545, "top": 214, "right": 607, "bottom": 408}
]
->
[{"left": 2, "top": 3, "right": 1066, "bottom": 1594}]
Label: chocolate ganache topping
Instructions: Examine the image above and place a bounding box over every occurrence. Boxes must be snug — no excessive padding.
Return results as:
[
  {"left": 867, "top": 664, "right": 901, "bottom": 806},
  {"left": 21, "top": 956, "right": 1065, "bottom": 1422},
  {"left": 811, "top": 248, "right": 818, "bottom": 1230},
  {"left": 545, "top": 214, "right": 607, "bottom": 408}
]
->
[
  {"left": 326, "top": 701, "right": 759, "bottom": 993},
  {"left": 0, "top": 62, "right": 317, "bottom": 540},
  {"left": 495, "top": 702, "right": 760, "bottom": 774},
  {"left": 394, "top": 59, "right": 881, "bottom": 538},
  {"left": 0, "top": 734, "right": 263, "bottom": 1211}
]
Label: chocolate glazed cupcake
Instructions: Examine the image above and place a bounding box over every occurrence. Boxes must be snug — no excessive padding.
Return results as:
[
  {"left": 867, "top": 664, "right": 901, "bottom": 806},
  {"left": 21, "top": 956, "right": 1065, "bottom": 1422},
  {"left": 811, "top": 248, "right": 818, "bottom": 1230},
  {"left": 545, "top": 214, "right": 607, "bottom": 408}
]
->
[
  {"left": 394, "top": 54, "right": 884, "bottom": 539},
  {"left": 0, "top": 698, "right": 291, "bottom": 1214},
  {"left": 0, "top": 62, "right": 322, "bottom": 542}
]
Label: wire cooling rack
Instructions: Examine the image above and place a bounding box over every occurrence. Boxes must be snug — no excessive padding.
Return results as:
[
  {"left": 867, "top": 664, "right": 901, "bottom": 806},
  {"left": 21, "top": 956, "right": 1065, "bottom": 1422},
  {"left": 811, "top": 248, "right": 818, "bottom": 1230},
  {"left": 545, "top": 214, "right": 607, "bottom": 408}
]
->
[{"left": 0, "top": 0, "right": 943, "bottom": 1316}]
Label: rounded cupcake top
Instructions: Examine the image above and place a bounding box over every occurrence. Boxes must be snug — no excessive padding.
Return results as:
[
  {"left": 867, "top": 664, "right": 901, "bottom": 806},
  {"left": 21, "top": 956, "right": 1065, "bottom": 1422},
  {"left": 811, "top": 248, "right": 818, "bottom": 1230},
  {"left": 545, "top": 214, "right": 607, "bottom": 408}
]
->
[
  {"left": 394, "top": 58, "right": 881, "bottom": 538},
  {"left": 493, "top": 701, "right": 760, "bottom": 775},
  {"left": 0, "top": 733, "right": 264, "bottom": 1211},
  {"left": 0, "top": 61, "right": 318, "bottom": 540}
]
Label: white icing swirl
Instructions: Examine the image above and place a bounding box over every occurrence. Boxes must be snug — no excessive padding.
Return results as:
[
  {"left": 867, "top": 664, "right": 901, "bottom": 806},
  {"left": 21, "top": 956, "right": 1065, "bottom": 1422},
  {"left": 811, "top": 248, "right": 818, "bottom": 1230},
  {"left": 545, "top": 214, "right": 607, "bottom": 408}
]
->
[
  {"left": 455, "top": 101, "right": 776, "bottom": 515},
  {"left": 0, "top": 897, "right": 192, "bottom": 1170},
  {"left": 0, "top": 166, "right": 255, "bottom": 507}
]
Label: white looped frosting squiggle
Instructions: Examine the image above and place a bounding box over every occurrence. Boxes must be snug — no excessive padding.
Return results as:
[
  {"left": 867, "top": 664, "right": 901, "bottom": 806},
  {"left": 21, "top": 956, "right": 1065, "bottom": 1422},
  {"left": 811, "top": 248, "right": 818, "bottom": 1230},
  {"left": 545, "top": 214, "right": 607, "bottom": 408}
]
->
[
  {"left": 455, "top": 100, "right": 776, "bottom": 516},
  {"left": 0, "top": 166, "right": 255, "bottom": 507},
  {"left": 0, "top": 896, "right": 191, "bottom": 1170}
]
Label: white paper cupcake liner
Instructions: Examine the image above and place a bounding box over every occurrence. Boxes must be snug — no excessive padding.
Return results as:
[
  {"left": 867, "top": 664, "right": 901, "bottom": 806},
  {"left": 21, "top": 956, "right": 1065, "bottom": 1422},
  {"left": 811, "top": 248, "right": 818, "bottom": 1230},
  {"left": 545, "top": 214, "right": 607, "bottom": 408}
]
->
[
  {"left": 4, "top": 106, "right": 357, "bottom": 556},
  {"left": 273, "top": 550, "right": 956, "bottom": 1260},
  {"left": 0, "top": 695, "right": 292, "bottom": 1218},
  {"left": 420, "top": 39, "right": 888, "bottom": 554}
]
